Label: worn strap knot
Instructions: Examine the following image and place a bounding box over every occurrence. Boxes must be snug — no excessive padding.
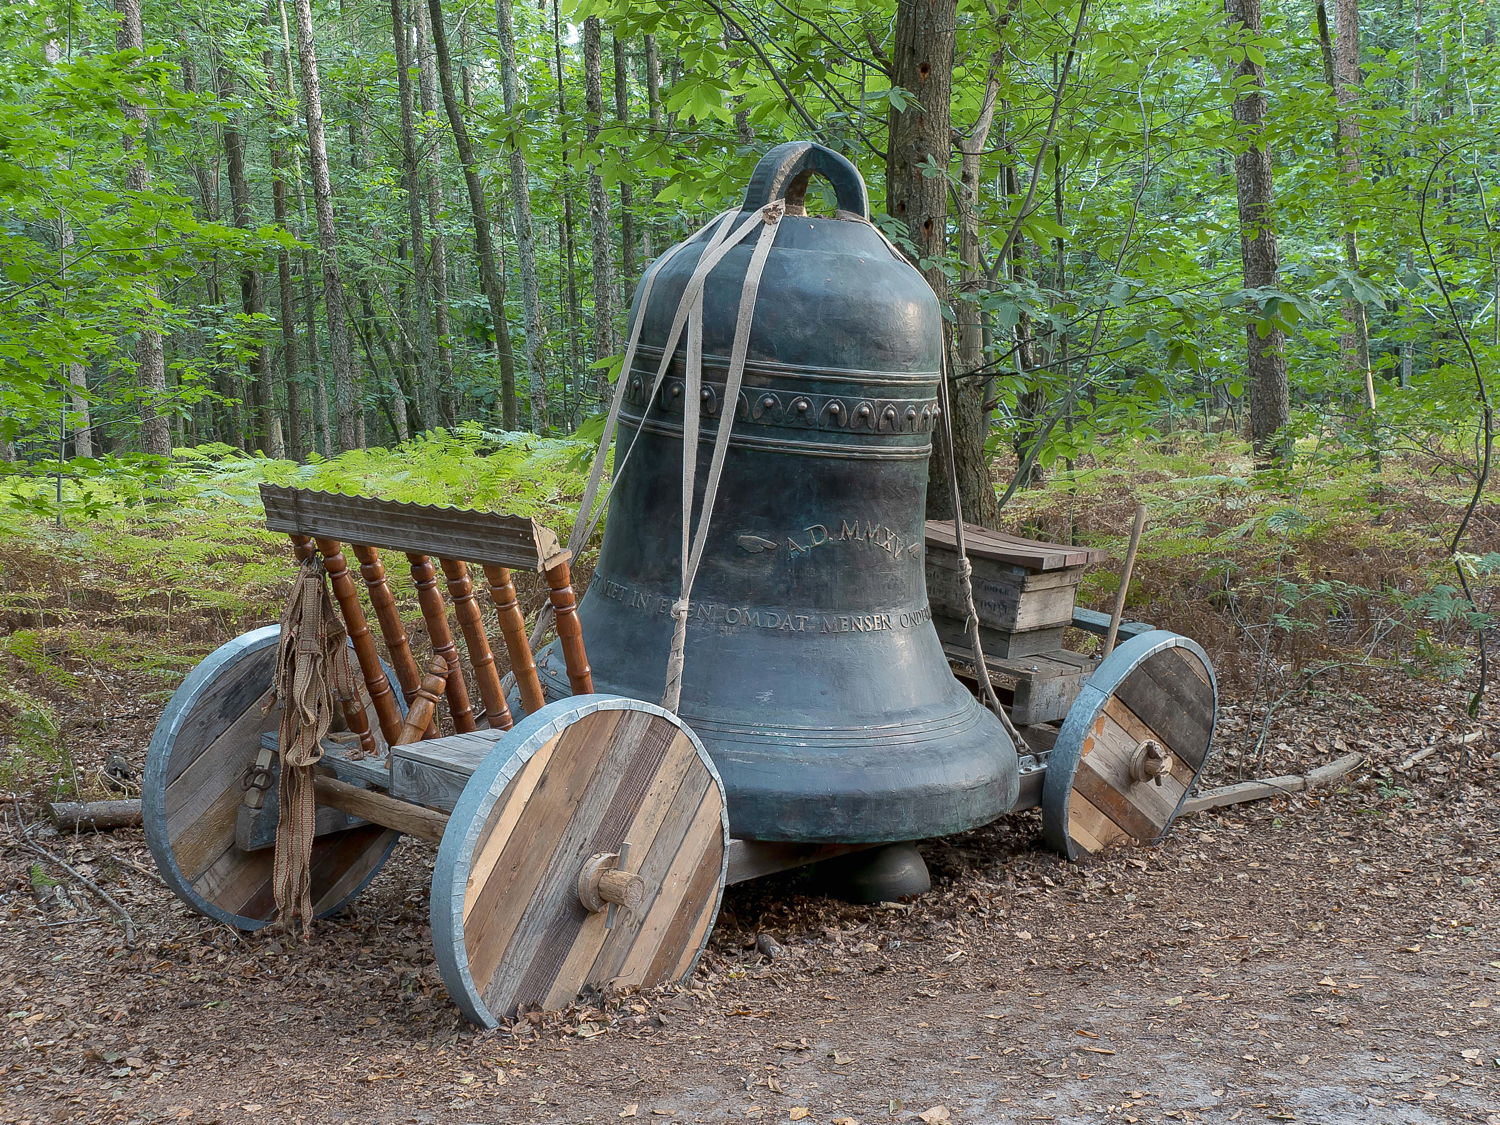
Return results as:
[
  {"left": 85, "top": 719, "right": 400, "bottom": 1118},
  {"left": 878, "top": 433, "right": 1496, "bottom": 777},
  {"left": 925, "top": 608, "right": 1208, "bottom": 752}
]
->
[{"left": 670, "top": 599, "right": 691, "bottom": 622}]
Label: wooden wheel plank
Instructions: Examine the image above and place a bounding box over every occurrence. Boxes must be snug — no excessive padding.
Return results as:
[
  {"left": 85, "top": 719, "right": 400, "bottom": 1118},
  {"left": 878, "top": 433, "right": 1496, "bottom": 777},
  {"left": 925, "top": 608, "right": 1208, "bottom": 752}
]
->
[
  {"left": 432, "top": 695, "right": 727, "bottom": 1028},
  {"left": 462, "top": 710, "right": 634, "bottom": 987},
  {"left": 584, "top": 762, "right": 716, "bottom": 988},
  {"left": 1065, "top": 790, "right": 1129, "bottom": 854},
  {"left": 542, "top": 730, "right": 708, "bottom": 1008},
  {"left": 1099, "top": 697, "right": 1197, "bottom": 789},
  {"left": 1043, "top": 630, "right": 1217, "bottom": 861},
  {"left": 1082, "top": 712, "right": 1191, "bottom": 821},
  {"left": 1072, "top": 756, "right": 1178, "bottom": 843},
  {"left": 145, "top": 626, "right": 401, "bottom": 930},
  {"left": 491, "top": 713, "right": 678, "bottom": 1009},
  {"left": 504, "top": 717, "right": 683, "bottom": 1006},
  {"left": 1112, "top": 649, "right": 1215, "bottom": 768}
]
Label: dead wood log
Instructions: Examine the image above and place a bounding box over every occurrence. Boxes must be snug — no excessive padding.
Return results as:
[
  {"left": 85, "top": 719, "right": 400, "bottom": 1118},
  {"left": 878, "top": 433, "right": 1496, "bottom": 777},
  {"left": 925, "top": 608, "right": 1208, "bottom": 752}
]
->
[
  {"left": 48, "top": 799, "right": 144, "bottom": 832},
  {"left": 1181, "top": 752, "right": 1364, "bottom": 816}
]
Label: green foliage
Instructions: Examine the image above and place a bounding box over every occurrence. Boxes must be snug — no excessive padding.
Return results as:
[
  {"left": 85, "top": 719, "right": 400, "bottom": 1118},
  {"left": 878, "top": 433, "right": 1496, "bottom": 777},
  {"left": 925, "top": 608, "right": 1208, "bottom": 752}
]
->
[{"left": 0, "top": 685, "right": 71, "bottom": 797}]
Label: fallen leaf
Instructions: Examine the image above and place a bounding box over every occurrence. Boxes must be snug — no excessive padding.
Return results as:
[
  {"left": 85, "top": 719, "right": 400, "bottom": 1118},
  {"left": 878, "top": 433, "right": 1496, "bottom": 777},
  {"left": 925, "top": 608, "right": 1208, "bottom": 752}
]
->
[
  {"left": 1164, "top": 996, "right": 1183, "bottom": 1006},
  {"left": 918, "top": 1107, "right": 952, "bottom": 1124},
  {"left": 831, "top": 1051, "right": 855, "bottom": 1065},
  {"left": 619, "top": 1106, "right": 638, "bottom": 1119},
  {"left": 790, "top": 1110, "right": 811, "bottom": 1121}
]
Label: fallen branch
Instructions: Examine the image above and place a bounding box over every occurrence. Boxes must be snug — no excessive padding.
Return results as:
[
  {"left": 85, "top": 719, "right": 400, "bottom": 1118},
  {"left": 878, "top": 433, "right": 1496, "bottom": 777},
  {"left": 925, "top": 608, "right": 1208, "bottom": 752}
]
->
[
  {"left": 8, "top": 804, "right": 137, "bottom": 947},
  {"left": 48, "top": 799, "right": 144, "bottom": 833},
  {"left": 1182, "top": 752, "right": 1364, "bottom": 816}
]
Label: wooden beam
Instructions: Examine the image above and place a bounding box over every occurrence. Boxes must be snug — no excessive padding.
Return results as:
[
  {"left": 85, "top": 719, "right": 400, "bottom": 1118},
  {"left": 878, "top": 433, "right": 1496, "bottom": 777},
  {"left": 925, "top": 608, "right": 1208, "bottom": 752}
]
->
[
  {"left": 261, "top": 485, "right": 567, "bottom": 571},
  {"left": 313, "top": 775, "right": 450, "bottom": 844},
  {"left": 1180, "top": 752, "right": 1363, "bottom": 816}
]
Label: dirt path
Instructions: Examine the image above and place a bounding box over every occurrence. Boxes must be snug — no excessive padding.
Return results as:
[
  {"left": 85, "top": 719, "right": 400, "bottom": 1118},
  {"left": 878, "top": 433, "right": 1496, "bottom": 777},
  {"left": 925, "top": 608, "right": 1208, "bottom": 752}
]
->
[{"left": 2, "top": 677, "right": 1497, "bottom": 1125}]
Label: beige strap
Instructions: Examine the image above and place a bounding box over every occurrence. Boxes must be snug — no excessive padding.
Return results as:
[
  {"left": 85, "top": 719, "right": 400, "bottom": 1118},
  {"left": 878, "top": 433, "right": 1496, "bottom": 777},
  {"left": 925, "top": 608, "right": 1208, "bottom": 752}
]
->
[
  {"left": 267, "top": 557, "right": 361, "bottom": 934},
  {"left": 663, "top": 201, "right": 786, "bottom": 710}
]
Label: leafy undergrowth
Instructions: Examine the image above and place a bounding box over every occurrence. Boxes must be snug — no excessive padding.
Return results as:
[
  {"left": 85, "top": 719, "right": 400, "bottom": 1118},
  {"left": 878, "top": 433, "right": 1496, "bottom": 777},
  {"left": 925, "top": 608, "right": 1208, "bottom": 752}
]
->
[
  {"left": 1005, "top": 430, "right": 1498, "bottom": 700},
  {"left": 0, "top": 426, "right": 593, "bottom": 796}
]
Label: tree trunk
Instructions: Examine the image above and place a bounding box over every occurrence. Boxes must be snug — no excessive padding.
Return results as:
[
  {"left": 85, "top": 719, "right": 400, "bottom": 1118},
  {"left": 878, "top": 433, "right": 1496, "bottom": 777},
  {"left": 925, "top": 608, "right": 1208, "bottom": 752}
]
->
[
  {"left": 292, "top": 0, "right": 361, "bottom": 451},
  {"left": 1316, "top": 0, "right": 1378, "bottom": 436},
  {"left": 551, "top": 0, "right": 579, "bottom": 427},
  {"left": 426, "top": 0, "right": 518, "bottom": 429},
  {"left": 390, "top": 0, "right": 437, "bottom": 435},
  {"left": 612, "top": 33, "right": 637, "bottom": 287},
  {"left": 117, "top": 0, "right": 172, "bottom": 457},
  {"left": 494, "top": 0, "right": 551, "bottom": 431},
  {"left": 887, "top": 0, "right": 993, "bottom": 524},
  {"left": 267, "top": 1, "right": 302, "bottom": 458},
  {"left": 413, "top": 0, "right": 457, "bottom": 427},
  {"left": 643, "top": 34, "right": 663, "bottom": 259},
  {"left": 584, "top": 17, "right": 616, "bottom": 403},
  {"left": 1225, "top": 0, "right": 1291, "bottom": 466},
  {"left": 218, "top": 58, "right": 281, "bottom": 457}
]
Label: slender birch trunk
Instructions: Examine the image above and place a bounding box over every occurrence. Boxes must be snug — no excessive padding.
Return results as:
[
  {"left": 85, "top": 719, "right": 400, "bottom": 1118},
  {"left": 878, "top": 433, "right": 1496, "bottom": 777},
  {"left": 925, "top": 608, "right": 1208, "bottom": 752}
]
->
[
  {"left": 292, "top": 0, "right": 361, "bottom": 450},
  {"left": 612, "top": 34, "right": 637, "bottom": 286},
  {"left": 426, "top": 0, "right": 518, "bottom": 429},
  {"left": 583, "top": 17, "right": 615, "bottom": 403},
  {"left": 117, "top": 0, "right": 171, "bottom": 456},
  {"left": 413, "top": 0, "right": 456, "bottom": 427},
  {"left": 495, "top": 0, "right": 550, "bottom": 430}
]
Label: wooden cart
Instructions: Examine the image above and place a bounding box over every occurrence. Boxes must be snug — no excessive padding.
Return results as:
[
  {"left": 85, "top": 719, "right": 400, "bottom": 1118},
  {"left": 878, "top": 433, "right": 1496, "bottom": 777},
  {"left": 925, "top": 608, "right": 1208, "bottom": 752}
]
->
[{"left": 145, "top": 487, "right": 1216, "bottom": 1027}]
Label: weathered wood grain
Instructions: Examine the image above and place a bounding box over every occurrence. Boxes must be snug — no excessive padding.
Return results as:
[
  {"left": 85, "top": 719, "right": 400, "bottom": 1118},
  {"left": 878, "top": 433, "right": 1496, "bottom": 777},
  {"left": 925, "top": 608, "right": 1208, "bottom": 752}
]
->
[
  {"left": 1041, "top": 630, "right": 1218, "bottom": 862},
  {"left": 142, "top": 627, "right": 399, "bottom": 930},
  {"left": 430, "top": 696, "right": 727, "bottom": 1029},
  {"left": 260, "top": 485, "right": 567, "bottom": 571},
  {"left": 924, "top": 520, "right": 1108, "bottom": 570}
]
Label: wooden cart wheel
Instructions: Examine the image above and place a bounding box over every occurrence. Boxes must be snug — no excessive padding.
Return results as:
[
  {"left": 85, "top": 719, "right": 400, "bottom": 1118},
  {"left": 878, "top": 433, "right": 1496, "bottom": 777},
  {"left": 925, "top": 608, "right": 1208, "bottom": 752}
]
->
[
  {"left": 431, "top": 694, "right": 728, "bottom": 1028},
  {"left": 1042, "top": 630, "right": 1217, "bottom": 861},
  {"left": 143, "top": 626, "right": 401, "bottom": 930}
]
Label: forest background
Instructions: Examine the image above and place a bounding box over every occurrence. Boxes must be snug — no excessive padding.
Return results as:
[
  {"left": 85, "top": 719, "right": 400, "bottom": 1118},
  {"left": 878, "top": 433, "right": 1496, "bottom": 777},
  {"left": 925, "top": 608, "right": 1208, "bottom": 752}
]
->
[{"left": 1, "top": 0, "right": 1497, "bottom": 792}]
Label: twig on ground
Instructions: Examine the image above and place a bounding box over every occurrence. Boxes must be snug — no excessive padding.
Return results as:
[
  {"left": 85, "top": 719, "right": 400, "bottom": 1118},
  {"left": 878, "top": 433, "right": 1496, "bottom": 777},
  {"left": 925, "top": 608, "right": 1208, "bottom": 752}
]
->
[{"left": 8, "top": 803, "right": 137, "bottom": 947}]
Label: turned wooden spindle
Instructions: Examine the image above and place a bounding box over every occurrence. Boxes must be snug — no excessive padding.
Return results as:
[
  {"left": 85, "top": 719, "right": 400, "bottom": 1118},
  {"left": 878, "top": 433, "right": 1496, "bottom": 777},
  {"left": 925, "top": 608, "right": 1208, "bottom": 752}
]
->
[
  {"left": 407, "top": 552, "right": 476, "bottom": 733},
  {"left": 314, "top": 538, "right": 405, "bottom": 748},
  {"left": 352, "top": 545, "right": 422, "bottom": 702},
  {"left": 334, "top": 694, "right": 379, "bottom": 755},
  {"left": 439, "top": 558, "right": 512, "bottom": 731},
  {"left": 545, "top": 559, "right": 594, "bottom": 696},
  {"left": 482, "top": 564, "right": 546, "bottom": 716},
  {"left": 394, "top": 656, "right": 451, "bottom": 745},
  {"left": 290, "top": 534, "right": 378, "bottom": 754}
]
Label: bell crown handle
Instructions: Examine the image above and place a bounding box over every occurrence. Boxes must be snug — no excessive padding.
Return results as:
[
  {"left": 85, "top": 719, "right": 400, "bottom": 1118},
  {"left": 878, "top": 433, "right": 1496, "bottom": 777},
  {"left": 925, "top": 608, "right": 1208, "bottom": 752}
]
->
[{"left": 741, "top": 141, "right": 869, "bottom": 220}]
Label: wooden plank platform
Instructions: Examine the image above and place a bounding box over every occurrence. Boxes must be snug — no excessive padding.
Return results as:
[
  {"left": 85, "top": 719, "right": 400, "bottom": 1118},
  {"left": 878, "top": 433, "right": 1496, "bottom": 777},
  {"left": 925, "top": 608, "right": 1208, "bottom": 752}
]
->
[
  {"left": 924, "top": 520, "right": 1108, "bottom": 572},
  {"left": 391, "top": 730, "right": 505, "bottom": 813}
]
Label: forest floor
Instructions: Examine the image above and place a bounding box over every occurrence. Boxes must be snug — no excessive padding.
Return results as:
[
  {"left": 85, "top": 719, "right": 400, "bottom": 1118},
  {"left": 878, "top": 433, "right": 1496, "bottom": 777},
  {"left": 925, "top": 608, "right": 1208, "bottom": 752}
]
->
[
  {"left": 1, "top": 443, "right": 1497, "bottom": 1124},
  {"left": 1, "top": 642, "right": 1496, "bottom": 1125}
]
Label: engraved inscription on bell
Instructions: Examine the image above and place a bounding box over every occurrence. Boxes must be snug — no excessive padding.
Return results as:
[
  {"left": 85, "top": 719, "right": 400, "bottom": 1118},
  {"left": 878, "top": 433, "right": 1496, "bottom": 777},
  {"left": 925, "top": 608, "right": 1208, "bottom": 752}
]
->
[{"left": 734, "top": 517, "right": 924, "bottom": 560}]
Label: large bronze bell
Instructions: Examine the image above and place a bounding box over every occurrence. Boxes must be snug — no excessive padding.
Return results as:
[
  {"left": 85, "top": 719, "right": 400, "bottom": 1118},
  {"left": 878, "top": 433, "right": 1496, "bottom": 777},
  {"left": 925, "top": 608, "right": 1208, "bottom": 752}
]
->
[{"left": 533, "top": 142, "right": 1018, "bottom": 842}]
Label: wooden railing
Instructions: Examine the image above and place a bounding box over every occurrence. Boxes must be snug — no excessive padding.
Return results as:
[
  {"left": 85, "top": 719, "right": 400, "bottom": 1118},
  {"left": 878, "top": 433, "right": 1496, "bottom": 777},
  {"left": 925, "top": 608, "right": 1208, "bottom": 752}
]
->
[{"left": 260, "top": 485, "right": 591, "bottom": 752}]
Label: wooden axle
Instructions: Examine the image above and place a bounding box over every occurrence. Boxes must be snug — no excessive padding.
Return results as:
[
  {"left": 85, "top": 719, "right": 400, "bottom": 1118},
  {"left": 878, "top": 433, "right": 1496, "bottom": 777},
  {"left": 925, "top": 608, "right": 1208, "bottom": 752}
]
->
[{"left": 313, "top": 774, "right": 449, "bottom": 844}]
